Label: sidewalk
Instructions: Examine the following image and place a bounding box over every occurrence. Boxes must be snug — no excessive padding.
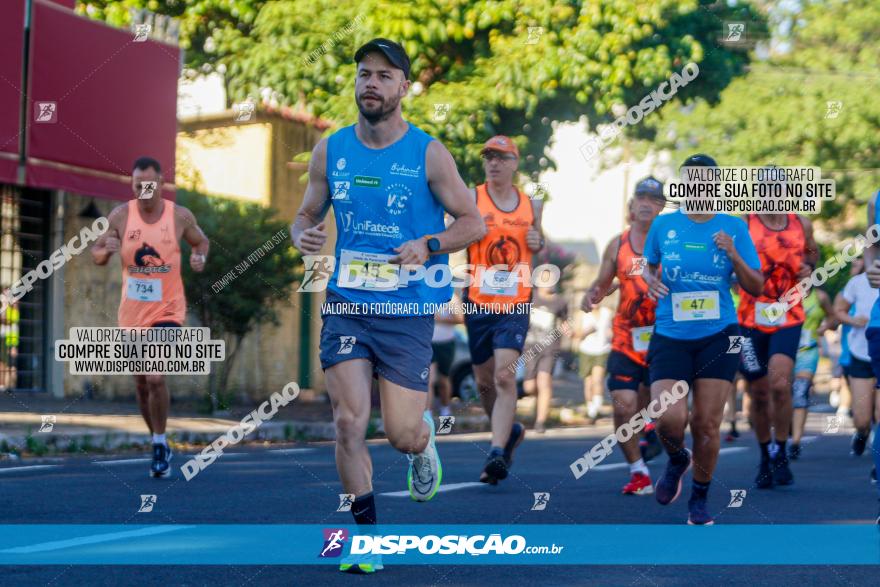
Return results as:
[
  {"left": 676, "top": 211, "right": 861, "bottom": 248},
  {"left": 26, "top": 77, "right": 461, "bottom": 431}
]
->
[{"left": 0, "top": 374, "right": 598, "bottom": 456}]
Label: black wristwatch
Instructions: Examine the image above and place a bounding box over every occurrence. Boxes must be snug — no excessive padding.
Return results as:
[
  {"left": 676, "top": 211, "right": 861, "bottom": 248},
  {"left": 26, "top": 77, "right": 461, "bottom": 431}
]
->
[{"left": 425, "top": 235, "right": 441, "bottom": 253}]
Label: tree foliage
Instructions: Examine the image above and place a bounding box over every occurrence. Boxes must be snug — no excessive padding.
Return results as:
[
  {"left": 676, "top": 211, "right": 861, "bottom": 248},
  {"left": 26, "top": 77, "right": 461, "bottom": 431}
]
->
[
  {"left": 649, "top": 0, "right": 880, "bottom": 225},
  {"left": 79, "top": 0, "right": 760, "bottom": 184},
  {"left": 176, "top": 190, "right": 299, "bottom": 401}
]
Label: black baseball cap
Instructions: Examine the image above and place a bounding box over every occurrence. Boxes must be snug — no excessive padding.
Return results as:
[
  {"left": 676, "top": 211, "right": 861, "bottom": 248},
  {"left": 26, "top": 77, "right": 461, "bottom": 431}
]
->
[
  {"left": 354, "top": 38, "right": 411, "bottom": 79},
  {"left": 680, "top": 153, "right": 718, "bottom": 168},
  {"left": 634, "top": 176, "right": 665, "bottom": 201}
]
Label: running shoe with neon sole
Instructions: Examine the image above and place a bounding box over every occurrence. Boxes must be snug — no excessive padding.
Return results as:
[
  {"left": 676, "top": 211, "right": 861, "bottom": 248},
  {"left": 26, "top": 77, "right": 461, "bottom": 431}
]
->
[
  {"left": 687, "top": 492, "right": 715, "bottom": 526},
  {"left": 655, "top": 449, "right": 692, "bottom": 505},
  {"left": 339, "top": 553, "right": 384, "bottom": 574},
  {"left": 622, "top": 472, "right": 654, "bottom": 495},
  {"left": 407, "top": 411, "right": 442, "bottom": 502}
]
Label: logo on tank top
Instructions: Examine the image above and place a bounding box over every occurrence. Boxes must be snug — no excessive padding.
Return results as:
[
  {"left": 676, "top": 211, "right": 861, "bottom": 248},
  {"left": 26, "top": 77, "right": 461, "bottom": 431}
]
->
[
  {"left": 331, "top": 158, "right": 349, "bottom": 179},
  {"left": 385, "top": 183, "right": 412, "bottom": 215},
  {"left": 483, "top": 213, "right": 496, "bottom": 227},
  {"left": 129, "top": 243, "right": 170, "bottom": 274},
  {"left": 127, "top": 229, "right": 141, "bottom": 240},
  {"left": 627, "top": 257, "right": 647, "bottom": 276},
  {"left": 332, "top": 181, "right": 350, "bottom": 201},
  {"left": 487, "top": 236, "right": 521, "bottom": 269},
  {"left": 390, "top": 163, "right": 421, "bottom": 178},
  {"left": 161, "top": 224, "right": 172, "bottom": 244}
]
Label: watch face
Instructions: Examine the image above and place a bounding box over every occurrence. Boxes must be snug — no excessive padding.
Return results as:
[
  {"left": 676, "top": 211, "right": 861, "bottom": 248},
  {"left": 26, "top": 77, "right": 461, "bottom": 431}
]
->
[{"left": 428, "top": 238, "right": 441, "bottom": 252}]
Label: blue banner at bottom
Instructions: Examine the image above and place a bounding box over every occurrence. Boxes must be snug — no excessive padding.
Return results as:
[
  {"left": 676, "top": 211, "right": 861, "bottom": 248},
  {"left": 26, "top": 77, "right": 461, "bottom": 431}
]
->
[{"left": 0, "top": 525, "right": 877, "bottom": 565}]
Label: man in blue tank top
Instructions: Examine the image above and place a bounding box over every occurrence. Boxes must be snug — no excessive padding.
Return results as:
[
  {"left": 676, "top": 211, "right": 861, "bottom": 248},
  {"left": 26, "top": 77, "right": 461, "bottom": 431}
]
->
[
  {"left": 860, "top": 190, "right": 880, "bottom": 524},
  {"left": 291, "top": 38, "right": 486, "bottom": 572}
]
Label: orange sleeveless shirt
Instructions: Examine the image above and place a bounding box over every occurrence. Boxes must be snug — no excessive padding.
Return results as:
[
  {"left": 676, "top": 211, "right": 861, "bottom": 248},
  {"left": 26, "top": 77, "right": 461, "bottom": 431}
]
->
[
  {"left": 737, "top": 214, "right": 805, "bottom": 331},
  {"left": 465, "top": 184, "right": 534, "bottom": 308},
  {"left": 117, "top": 200, "right": 186, "bottom": 328},
  {"left": 611, "top": 229, "right": 657, "bottom": 366}
]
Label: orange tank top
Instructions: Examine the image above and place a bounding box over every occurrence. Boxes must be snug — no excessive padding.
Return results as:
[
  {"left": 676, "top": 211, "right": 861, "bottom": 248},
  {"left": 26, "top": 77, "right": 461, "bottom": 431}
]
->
[
  {"left": 465, "top": 183, "right": 534, "bottom": 309},
  {"left": 611, "top": 229, "right": 657, "bottom": 366},
  {"left": 118, "top": 199, "right": 186, "bottom": 328},
  {"left": 737, "top": 214, "right": 805, "bottom": 331}
]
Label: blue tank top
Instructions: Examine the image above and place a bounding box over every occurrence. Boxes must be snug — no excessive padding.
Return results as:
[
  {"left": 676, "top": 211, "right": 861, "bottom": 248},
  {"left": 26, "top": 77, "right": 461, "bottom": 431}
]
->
[
  {"left": 869, "top": 190, "right": 880, "bottom": 329},
  {"left": 325, "top": 123, "right": 450, "bottom": 315}
]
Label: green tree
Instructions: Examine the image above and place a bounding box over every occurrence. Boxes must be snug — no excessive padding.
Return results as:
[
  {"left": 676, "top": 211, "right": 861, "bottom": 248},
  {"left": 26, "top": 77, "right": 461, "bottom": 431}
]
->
[
  {"left": 649, "top": 0, "right": 880, "bottom": 224},
  {"left": 80, "top": 0, "right": 760, "bottom": 184},
  {"left": 176, "top": 190, "right": 300, "bottom": 409},
  {"left": 76, "top": 0, "right": 267, "bottom": 74}
]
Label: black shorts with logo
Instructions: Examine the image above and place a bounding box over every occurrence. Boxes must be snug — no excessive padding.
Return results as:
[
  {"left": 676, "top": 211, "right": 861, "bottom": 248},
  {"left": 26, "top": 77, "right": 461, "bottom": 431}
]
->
[
  {"left": 648, "top": 324, "right": 742, "bottom": 384},
  {"left": 738, "top": 324, "right": 802, "bottom": 382},
  {"left": 606, "top": 351, "right": 649, "bottom": 392}
]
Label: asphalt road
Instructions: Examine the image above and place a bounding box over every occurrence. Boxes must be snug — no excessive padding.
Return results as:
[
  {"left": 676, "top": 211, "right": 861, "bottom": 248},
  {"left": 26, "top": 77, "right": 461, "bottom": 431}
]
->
[{"left": 1, "top": 414, "right": 878, "bottom": 586}]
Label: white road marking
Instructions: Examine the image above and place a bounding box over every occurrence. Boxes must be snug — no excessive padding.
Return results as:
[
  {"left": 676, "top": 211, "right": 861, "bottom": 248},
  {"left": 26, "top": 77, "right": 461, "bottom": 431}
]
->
[
  {"left": 381, "top": 481, "right": 485, "bottom": 497},
  {"left": 0, "top": 465, "right": 59, "bottom": 474},
  {"left": 575, "top": 446, "right": 751, "bottom": 472},
  {"left": 92, "top": 458, "right": 149, "bottom": 466},
  {"left": 0, "top": 525, "right": 193, "bottom": 554}
]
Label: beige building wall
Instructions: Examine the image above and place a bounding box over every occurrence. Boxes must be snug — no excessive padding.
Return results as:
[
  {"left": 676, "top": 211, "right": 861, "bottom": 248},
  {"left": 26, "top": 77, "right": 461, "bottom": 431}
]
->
[
  {"left": 176, "top": 110, "right": 328, "bottom": 401},
  {"left": 59, "top": 110, "right": 328, "bottom": 401}
]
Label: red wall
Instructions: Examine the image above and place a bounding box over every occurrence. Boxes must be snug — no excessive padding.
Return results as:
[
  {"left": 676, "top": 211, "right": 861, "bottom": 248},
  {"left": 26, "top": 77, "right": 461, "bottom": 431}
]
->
[
  {"left": 0, "top": 0, "right": 26, "bottom": 183},
  {"left": 24, "top": 0, "right": 179, "bottom": 200}
]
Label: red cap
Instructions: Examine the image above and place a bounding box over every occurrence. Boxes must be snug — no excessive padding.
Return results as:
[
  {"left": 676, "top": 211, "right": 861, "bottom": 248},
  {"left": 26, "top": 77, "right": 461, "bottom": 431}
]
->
[{"left": 481, "top": 135, "right": 519, "bottom": 158}]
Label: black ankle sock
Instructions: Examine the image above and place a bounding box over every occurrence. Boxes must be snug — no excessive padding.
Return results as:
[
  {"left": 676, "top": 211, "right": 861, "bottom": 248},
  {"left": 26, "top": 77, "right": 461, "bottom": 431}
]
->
[
  {"left": 351, "top": 492, "right": 377, "bottom": 526},
  {"left": 759, "top": 441, "right": 770, "bottom": 458},
  {"left": 730, "top": 421, "right": 737, "bottom": 432},
  {"left": 490, "top": 446, "right": 504, "bottom": 457},
  {"left": 692, "top": 480, "right": 710, "bottom": 498}
]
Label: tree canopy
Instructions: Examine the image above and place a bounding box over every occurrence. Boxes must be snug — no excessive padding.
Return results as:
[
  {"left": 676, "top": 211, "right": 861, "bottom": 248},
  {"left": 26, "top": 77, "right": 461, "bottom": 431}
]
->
[
  {"left": 648, "top": 0, "right": 880, "bottom": 226},
  {"left": 78, "top": 0, "right": 762, "bottom": 184}
]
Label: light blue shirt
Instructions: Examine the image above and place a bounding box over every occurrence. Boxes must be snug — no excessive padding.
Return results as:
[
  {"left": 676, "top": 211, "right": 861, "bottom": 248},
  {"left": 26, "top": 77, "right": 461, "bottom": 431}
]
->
[{"left": 645, "top": 210, "right": 760, "bottom": 339}]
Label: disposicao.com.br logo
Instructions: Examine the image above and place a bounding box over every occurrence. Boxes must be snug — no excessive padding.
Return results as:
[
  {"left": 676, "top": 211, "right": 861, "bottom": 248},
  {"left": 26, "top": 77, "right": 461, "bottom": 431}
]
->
[{"left": 327, "top": 532, "right": 564, "bottom": 557}]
